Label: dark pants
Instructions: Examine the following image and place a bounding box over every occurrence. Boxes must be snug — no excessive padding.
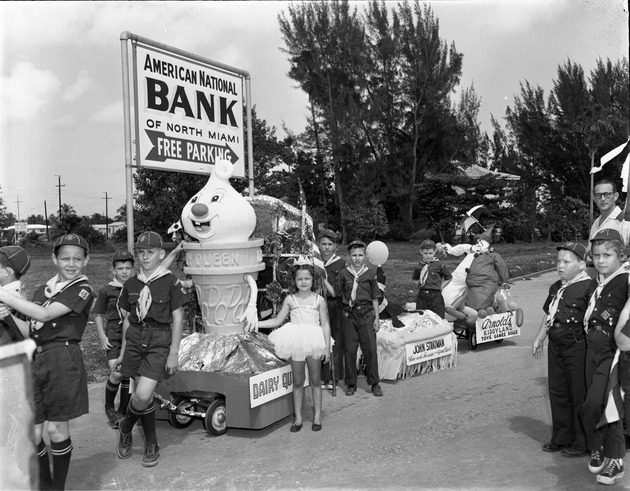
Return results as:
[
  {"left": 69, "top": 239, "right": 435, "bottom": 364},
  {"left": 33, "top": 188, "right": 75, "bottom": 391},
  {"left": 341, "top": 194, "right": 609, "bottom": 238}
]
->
[
  {"left": 547, "top": 324, "right": 587, "bottom": 449},
  {"left": 322, "top": 298, "right": 344, "bottom": 383},
  {"left": 342, "top": 306, "right": 380, "bottom": 387},
  {"left": 619, "top": 352, "right": 630, "bottom": 436},
  {"left": 580, "top": 329, "right": 626, "bottom": 458},
  {"left": 415, "top": 289, "right": 446, "bottom": 318}
]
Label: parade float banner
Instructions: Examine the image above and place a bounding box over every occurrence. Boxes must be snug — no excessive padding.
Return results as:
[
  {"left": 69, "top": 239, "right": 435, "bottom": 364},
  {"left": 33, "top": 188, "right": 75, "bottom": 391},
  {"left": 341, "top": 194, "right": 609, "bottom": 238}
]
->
[
  {"left": 133, "top": 44, "right": 245, "bottom": 177},
  {"left": 404, "top": 333, "right": 454, "bottom": 366},
  {"left": 249, "top": 365, "right": 293, "bottom": 409},
  {"left": 476, "top": 311, "right": 520, "bottom": 343}
]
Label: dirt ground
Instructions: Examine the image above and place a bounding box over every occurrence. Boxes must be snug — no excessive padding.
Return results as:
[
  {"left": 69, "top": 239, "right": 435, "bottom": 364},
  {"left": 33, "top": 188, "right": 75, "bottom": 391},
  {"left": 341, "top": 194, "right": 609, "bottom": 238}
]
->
[{"left": 66, "top": 271, "right": 629, "bottom": 490}]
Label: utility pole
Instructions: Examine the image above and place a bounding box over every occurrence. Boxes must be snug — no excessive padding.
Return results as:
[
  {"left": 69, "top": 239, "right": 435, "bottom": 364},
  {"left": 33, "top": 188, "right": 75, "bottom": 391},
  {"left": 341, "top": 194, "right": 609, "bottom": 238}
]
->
[
  {"left": 103, "top": 192, "right": 112, "bottom": 240},
  {"left": 55, "top": 175, "right": 65, "bottom": 221},
  {"left": 14, "top": 195, "right": 22, "bottom": 221},
  {"left": 44, "top": 200, "right": 50, "bottom": 240}
]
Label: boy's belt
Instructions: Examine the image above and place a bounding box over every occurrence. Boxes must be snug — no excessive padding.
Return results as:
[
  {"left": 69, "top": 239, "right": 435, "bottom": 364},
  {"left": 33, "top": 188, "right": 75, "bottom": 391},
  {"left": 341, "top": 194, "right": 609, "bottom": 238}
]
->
[
  {"left": 133, "top": 321, "right": 171, "bottom": 331},
  {"left": 36, "top": 340, "right": 78, "bottom": 354},
  {"left": 344, "top": 304, "right": 372, "bottom": 313}
]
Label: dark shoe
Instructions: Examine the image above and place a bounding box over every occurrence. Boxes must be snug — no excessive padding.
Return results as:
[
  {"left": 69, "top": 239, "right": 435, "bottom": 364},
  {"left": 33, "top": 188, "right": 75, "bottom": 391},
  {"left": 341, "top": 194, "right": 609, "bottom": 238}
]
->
[
  {"left": 312, "top": 422, "right": 322, "bottom": 432},
  {"left": 142, "top": 442, "right": 160, "bottom": 467},
  {"left": 345, "top": 385, "right": 356, "bottom": 396},
  {"left": 289, "top": 423, "right": 302, "bottom": 433},
  {"left": 371, "top": 384, "right": 383, "bottom": 397},
  {"left": 106, "top": 408, "right": 120, "bottom": 429},
  {"left": 116, "top": 428, "right": 133, "bottom": 459},
  {"left": 561, "top": 446, "right": 588, "bottom": 458},
  {"left": 542, "top": 440, "right": 568, "bottom": 452},
  {"left": 588, "top": 446, "right": 606, "bottom": 474},
  {"left": 597, "top": 458, "right": 624, "bottom": 484}
]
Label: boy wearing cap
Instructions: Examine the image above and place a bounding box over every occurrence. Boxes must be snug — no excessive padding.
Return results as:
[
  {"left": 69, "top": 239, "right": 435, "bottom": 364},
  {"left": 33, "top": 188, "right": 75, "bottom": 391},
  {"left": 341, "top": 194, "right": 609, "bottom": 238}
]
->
[
  {"left": 579, "top": 228, "right": 628, "bottom": 484},
  {"left": 0, "top": 233, "right": 94, "bottom": 491},
  {"left": 411, "top": 239, "right": 452, "bottom": 318},
  {"left": 115, "top": 231, "right": 188, "bottom": 468},
  {"left": 532, "top": 242, "right": 590, "bottom": 458},
  {"left": 0, "top": 246, "right": 31, "bottom": 344},
  {"left": 334, "top": 240, "right": 383, "bottom": 397},
  {"left": 318, "top": 228, "right": 346, "bottom": 390},
  {"left": 94, "top": 250, "right": 135, "bottom": 429}
]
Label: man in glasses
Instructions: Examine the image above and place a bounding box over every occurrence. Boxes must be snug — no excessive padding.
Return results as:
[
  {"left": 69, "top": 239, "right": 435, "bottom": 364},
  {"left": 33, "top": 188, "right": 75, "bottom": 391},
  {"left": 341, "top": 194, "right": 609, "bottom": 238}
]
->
[{"left": 589, "top": 180, "right": 630, "bottom": 246}]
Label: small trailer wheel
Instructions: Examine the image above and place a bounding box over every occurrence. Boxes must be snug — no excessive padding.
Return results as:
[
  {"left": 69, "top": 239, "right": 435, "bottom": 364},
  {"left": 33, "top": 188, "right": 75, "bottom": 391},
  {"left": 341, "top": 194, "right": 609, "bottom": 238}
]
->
[
  {"left": 203, "top": 399, "right": 227, "bottom": 436},
  {"left": 468, "top": 331, "right": 478, "bottom": 351},
  {"left": 168, "top": 396, "right": 196, "bottom": 429}
]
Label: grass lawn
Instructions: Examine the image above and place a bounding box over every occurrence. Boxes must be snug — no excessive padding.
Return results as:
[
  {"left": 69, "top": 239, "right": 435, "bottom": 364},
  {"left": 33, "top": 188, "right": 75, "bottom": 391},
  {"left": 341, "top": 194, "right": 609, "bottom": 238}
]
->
[{"left": 19, "top": 241, "right": 561, "bottom": 382}]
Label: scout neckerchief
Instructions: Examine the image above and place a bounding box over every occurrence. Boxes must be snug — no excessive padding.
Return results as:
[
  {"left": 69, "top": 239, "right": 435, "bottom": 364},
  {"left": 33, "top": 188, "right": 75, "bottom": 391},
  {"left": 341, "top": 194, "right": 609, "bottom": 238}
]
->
[
  {"left": 419, "top": 258, "right": 439, "bottom": 287},
  {"left": 136, "top": 266, "right": 169, "bottom": 321},
  {"left": 324, "top": 254, "right": 340, "bottom": 268},
  {"left": 30, "top": 274, "right": 88, "bottom": 331},
  {"left": 2, "top": 279, "right": 23, "bottom": 298},
  {"left": 584, "top": 265, "right": 630, "bottom": 332},
  {"left": 546, "top": 271, "right": 590, "bottom": 328},
  {"left": 109, "top": 277, "right": 125, "bottom": 323},
  {"left": 347, "top": 265, "right": 369, "bottom": 307}
]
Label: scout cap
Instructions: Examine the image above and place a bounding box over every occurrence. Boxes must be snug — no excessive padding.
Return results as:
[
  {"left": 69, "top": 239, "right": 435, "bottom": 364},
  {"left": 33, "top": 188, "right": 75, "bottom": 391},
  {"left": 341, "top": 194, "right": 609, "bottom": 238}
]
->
[
  {"left": 556, "top": 242, "right": 587, "bottom": 261},
  {"left": 347, "top": 240, "right": 366, "bottom": 252},
  {"left": 317, "top": 228, "right": 337, "bottom": 243},
  {"left": 136, "top": 231, "right": 163, "bottom": 250},
  {"left": 112, "top": 250, "right": 134, "bottom": 266},
  {"left": 590, "top": 228, "right": 622, "bottom": 243},
  {"left": 53, "top": 233, "right": 89, "bottom": 254},
  {"left": 420, "top": 239, "right": 436, "bottom": 249},
  {"left": 0, "top": 246, "right": 31, "bottom": 276}
]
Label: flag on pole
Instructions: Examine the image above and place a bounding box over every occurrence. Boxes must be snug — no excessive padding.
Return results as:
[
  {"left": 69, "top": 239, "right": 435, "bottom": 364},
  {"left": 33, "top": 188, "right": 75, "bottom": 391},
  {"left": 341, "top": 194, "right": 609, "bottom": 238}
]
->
[
  {"left": 596, "top": 349, "right": 625, "bottom": 428},
  {"left": 590, "top": 138, "right": 630, "bottom": 174}
]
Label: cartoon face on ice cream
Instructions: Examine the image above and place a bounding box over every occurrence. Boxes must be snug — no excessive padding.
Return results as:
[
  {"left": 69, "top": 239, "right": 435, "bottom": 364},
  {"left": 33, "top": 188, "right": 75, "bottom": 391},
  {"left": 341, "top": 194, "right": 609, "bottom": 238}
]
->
[{"left": 181, "top": 159, "right": 256, "bottom": 244}]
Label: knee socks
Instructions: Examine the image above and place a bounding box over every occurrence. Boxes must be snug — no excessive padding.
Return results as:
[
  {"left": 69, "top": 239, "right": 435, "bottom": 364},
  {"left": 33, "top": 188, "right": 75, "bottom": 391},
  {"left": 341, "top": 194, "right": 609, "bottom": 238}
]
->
[
  {"left": 104, "top": 380, "right": 120, "bottom": 410},
  {"left": 140, "top": 402, "right": 157, "bottom": 445},
  {"left": 120, "top": 400, "right": 143, "bottom": 435},
  {"left": 50, "top": 438, "right": 72, "bottom": 491},
  {"left": 37, "top": 440, "right": 52, "bottom": 491},
  {"left": 119, "top": 379, "right": 131, "bottom": 414}
]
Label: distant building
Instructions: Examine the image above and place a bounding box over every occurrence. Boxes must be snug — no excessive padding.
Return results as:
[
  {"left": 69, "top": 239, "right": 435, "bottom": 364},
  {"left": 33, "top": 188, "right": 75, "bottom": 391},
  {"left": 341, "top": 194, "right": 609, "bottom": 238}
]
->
[
  {"left": 456, "top": 163, "right": 520, "bottom": 181},
  {"left": 91, "top": 221, "right": 126, "bottom": 236},
  {"left": 4, "top": 223, "right": 48, "bottom": 235}
]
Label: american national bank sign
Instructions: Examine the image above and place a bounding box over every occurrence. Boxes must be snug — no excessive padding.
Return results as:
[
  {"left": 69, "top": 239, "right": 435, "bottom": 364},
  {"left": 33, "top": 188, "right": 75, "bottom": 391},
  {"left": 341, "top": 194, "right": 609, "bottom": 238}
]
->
[{"left": 133, "top": 43, "right": 245, "bottom": 177}]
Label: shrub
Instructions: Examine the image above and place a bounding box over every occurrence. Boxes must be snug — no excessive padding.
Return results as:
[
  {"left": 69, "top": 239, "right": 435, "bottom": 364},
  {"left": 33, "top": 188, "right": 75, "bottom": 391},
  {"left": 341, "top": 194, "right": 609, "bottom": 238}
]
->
[{"left": 343, "top": 198, "right": 389, "bottom": 241}]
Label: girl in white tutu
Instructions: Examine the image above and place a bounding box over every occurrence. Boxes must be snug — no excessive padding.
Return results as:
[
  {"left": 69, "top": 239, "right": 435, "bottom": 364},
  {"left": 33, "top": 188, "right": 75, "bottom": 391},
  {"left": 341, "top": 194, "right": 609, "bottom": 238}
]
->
[{"left": 258, "top": 262, "right": 331, "bottom": 432}]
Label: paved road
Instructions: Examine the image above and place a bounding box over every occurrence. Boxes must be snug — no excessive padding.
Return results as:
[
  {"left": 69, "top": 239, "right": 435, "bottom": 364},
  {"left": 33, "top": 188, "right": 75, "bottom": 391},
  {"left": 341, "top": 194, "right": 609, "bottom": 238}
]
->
[{"left": 67, "top": 271, "right": 629, "bottom": 490}]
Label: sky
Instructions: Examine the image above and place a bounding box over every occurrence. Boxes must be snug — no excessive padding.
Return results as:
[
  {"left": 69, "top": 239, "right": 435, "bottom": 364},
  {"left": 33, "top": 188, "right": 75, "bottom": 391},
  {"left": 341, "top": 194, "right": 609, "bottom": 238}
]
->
[{"left": 1, "top": 0, "right": 628, "bottom": 221}]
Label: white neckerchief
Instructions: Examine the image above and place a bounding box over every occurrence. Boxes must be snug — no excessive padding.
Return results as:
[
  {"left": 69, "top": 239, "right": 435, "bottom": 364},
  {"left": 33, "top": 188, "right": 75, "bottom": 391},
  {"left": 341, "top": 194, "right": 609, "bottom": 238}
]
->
[
  {"left": 323, "top": 254, "right": 340, "bottom": 268},
  {"left": 419, "top": 258, "right": 439, "bottom": 286},
  {"left": 109, "top": 278, "right": 125, "bottom": 323},
  {"left": 584, "top": 265, "right": 630, "bottom": 331},
  {"left": 30, "top": 274, "right": 88, "bottom": 331},
  {"left": 136, "top": 266, "right": 169, "bottom": 321},
  {"left": 546, "top": 271, "right": 591, "bottom": 327},
  {"left": 109, "top": 278, "right": 124, "bottom": 288},
  {"left": 347, "top": 265, "right": 369, "bottom": 306}
]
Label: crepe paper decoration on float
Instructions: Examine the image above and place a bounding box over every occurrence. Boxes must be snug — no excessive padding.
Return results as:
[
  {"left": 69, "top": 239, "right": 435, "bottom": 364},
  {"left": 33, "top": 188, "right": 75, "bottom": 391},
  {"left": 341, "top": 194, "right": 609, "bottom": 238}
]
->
[
  {"left": 366, "top": 240, "right": 389, "bottom": 266},
  {"left": 376, "top": 310, "right": 457, "bottom": 380}
]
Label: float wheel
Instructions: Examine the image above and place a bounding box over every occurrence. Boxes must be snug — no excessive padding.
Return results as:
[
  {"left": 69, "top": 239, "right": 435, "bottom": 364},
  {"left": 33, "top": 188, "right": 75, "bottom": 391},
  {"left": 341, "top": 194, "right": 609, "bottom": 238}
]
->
[
  {"left": 202, "top": 399, "right": 228, "bottom": 436},
  {"left": 468, "top": 331, "right": 478, "bottom": 351},
  {"left": 167, "top": 396, "right": 196, "bottom": 429}
]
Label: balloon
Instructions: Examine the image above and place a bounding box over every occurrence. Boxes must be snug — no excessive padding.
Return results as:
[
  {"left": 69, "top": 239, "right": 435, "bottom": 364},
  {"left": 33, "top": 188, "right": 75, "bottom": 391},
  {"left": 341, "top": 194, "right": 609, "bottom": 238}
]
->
[
  {"left": 435, "top": 243, "right": 445, "bottom": 255},
  {"left": 366, "top": 241, "right": 389, "bottom": 266}
]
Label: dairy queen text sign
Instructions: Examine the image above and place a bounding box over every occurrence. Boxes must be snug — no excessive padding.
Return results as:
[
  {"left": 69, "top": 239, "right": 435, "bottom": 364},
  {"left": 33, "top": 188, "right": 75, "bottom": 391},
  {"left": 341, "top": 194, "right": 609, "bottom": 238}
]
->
[
  {"left": 127, "top": 34, "right": 247, "bottom": 177},
  {"left": 476, "top": 311, "right": 520, "bottom": 344}
]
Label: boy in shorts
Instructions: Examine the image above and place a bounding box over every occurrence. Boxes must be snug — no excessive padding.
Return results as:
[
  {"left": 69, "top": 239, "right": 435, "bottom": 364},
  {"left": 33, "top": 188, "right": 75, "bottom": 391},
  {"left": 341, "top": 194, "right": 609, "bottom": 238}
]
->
[
  {"left": 0, "top": 245, "right": 31, "bottom": 344},
  {"left": 411, "top": 239, "right": 452, "bottom": 318},
  {"left": 580, "top": 228, "right": 628, "bottom": 485},
  {"left": 335, "top": 240, "right": 383, "bottom": 397},
  {"left": 115, "top": 231, "right": 188, "bottom": 467},
  {"left": 94, "top": 250, "right": 134, "bottom": 429},
  {"left": 0, "top": 233, "right": 94, "bottom": 490}
]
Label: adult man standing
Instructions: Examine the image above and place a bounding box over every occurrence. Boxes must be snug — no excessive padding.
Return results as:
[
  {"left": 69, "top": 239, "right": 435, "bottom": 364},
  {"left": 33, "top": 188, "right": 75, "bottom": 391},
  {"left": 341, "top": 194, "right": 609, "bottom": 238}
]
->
[{"left": 589, "top": 180, "right": 630, "bottom": 246}]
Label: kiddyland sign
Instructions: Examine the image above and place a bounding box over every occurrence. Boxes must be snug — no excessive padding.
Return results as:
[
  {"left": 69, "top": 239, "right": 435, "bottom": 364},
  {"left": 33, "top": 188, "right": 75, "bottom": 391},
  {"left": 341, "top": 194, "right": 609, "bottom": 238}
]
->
[
  {"left": 132, "top": 39, "right": 246, "bottom": 177},
  {"left": 476, "top": 311, "right": 520, "bottom": 343}
]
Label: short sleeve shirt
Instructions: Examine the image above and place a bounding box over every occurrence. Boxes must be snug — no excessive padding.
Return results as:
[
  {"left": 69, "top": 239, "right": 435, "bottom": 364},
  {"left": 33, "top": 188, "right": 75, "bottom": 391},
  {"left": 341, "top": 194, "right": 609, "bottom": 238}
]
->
[
  {"left": 543, "top": 278, "right": 590, "bottom": 326},
  {"left": 412, "top": 261, "right": 452, "bottom": 290},
  {"left": 93, "top": 284, "right": 123, "bottom": 329},
  {"left": 586, "top": 273, "right": 629, "bottom": 333},
  {"left": 118, "top": 273, "right": 188, "bottom": 325},
  {"left": 324, "top": 256, "right": 346, "bottom": 299},
  {"left": 335, "top": 267, "right": 380, "bottom": 306},
  {"left": 30, "top": 279, "right": 94, "bottom": 344}
]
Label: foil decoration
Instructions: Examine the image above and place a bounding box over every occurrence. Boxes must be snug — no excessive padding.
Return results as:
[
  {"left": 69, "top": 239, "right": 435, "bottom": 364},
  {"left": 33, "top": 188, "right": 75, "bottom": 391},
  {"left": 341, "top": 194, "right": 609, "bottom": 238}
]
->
[
  {"left": 379, "top": 310, "right": 450, "bottom": 333},
  {"left": 178, "top": 331, "right": 287, "bottom": 375}
]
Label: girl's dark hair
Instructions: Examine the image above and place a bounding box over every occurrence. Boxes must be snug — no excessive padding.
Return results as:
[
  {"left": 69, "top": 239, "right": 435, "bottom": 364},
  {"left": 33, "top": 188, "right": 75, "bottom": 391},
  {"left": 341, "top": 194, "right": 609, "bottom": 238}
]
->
[{"left": 289, "top": 264, "right": 320, "bottom": 293}]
